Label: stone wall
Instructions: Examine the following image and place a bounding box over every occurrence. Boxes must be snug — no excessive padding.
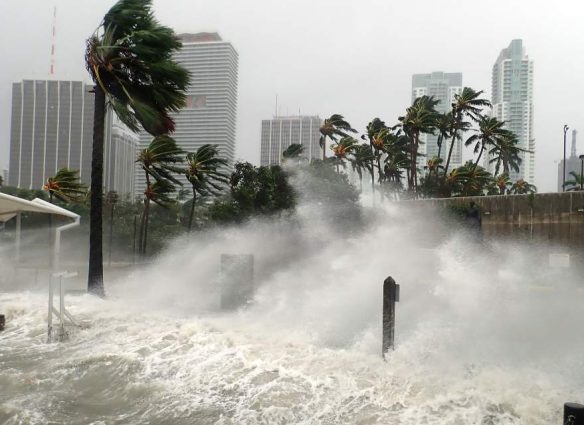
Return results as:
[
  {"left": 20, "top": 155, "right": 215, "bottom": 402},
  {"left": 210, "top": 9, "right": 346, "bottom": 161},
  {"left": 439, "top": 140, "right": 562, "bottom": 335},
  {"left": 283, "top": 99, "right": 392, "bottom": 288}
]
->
[{"left": 412, "top": 192, "right": 584, "bottom": 250}]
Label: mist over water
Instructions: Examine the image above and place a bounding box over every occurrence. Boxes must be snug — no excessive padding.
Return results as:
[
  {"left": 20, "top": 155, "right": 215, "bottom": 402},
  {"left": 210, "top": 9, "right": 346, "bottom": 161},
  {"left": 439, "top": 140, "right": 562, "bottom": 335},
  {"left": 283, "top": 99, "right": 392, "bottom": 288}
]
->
[{"left": 1, "top": 175, "right": 583, "bottom": 424}]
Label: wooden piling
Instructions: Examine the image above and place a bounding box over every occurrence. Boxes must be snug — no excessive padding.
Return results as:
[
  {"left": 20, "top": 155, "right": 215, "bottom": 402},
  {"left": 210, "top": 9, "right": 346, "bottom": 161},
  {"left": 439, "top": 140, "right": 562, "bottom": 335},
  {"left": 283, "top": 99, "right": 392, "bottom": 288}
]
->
[
  {"left": 382, "top": 276, "right": 399, "bottom": 358},
  {"left": 564, "top": 403, "right": 584, "bottom": 425}
]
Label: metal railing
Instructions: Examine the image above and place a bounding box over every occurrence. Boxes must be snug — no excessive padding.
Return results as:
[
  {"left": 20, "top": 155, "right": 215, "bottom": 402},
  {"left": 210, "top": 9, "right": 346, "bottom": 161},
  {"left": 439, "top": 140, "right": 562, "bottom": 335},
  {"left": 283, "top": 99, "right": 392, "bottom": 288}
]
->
[{"left": 48, "top": 271, "right": 79, "bottom": 342}]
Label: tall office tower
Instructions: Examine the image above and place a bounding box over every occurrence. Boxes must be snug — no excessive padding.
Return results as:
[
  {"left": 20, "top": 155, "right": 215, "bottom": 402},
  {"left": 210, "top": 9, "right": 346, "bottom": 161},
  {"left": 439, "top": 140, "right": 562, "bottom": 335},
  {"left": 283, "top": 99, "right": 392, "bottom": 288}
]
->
[
  {"left": 411, "top": 72, "right": 463, "bottom": 172},
  {"left": 490, "top": 39, "right": 535, "bottom": 182},
  {"left": 135, "top": 32, "right": 239, "bottom": 196},
  {"left": 557, "top": 129, "right": 580, "bottom": 192},
  {"left": 260, "top": 115, "right": 322, "bottom": 166},
  {"left": 7, "top": 79, "right": 138, "bottom": 198},
  {"left": 8, "top": 79, "right": 94, "bottom": 189}
]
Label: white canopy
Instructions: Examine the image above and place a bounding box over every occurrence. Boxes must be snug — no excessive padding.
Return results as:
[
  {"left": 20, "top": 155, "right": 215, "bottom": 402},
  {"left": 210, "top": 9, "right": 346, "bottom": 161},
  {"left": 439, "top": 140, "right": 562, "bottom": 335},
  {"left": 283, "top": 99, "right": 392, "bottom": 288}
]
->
[{"left": 0, "top": 192, "right": 79, "bottom": 222}]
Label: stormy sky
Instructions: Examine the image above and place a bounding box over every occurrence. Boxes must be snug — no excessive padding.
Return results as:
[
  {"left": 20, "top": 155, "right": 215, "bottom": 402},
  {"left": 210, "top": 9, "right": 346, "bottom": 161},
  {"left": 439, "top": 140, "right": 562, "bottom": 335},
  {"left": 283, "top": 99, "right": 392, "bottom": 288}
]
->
[{"left": 0, "top": 0, "right": 583, "bottom": 192}]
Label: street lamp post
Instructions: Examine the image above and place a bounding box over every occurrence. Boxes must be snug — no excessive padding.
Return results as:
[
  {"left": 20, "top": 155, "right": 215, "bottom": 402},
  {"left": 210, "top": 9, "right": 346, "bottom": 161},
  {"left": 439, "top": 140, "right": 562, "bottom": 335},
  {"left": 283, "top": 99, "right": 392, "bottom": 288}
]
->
[
  {"left": 579, "top": 155, "right": 584, "bottom": 191},
  {"left": 563, "top": 125, "right": 569, "bottom": 192}
]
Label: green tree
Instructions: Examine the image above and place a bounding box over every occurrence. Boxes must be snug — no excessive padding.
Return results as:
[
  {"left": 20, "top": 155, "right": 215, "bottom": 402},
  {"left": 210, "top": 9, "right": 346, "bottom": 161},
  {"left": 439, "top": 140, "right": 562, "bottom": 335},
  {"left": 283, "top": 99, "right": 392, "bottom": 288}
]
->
[
  {"left": 319, "top": 114, "right": 357, "bottom": 161},
  {"left": 492, "top": 173, "right": 512, "bottom": 195},
  {"left": 183, "top": 144, "right": 229, "bottom": 231},
  {"left": 464, "top": 116, "right": 511, "bottom": 170},
  {"left": 350, "top": 143, "right": 375, "bottom": 191},
  {"left": 399, "top": 95, "right": 440, "bottom": 192},
  {"left": 85, "top": 0, "right": 189, "bottom": 295},
  {"left": 511, "top": 179, "right": 537, "bottom": 195},
  {"left": 42, "top": 168, "right": 87, "bottom": 203},
  {"left": 365, "top": 118, "right": 388, "bottom": 190},
  {"left": 330, "top": 136, "right": 359, "bottom": 173},
  {"left": 563, "top": 171, "right": 584, "bottom": 191},
  {"left": 282, "top": 143, "right": 305, "bottom": 164},
  {"left": 136, "top": 136, "right": 183, "bottom": 255},
  {"left": 443, "top": 88, "right": 491, "bottom": 178},
  {"left": 488, "top": 132, "right": 527, "bottom": 176}
]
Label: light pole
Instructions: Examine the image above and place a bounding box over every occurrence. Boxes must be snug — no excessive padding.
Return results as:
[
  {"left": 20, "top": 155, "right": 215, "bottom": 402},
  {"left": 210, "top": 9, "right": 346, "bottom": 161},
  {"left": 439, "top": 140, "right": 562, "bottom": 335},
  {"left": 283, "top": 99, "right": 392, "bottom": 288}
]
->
[
  {"left": 579, "top": 154, "right": 584, "bottom": 191},
  {"left": 563, "top": 125, "right": 569, "bottom": 192}
]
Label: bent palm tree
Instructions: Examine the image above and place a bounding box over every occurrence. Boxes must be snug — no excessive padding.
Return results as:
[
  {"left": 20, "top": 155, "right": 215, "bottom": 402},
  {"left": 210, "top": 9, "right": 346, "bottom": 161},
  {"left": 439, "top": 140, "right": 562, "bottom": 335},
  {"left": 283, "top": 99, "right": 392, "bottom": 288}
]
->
[
  {"left": 43, "top": 168, "right": 87, "bottom": 203},
  {"left": 465, "top": 116, "right": 511, "bottom": 171},
  {"left": 350, "top": 143, "right": 374, "bottom": 191},
  {"left": 136, "top": 135, "right": 184, "bottom": 255},
  {"left": 85, "top": 0, "right": 189, "bottom": 296},
  {"left": 319, "top": 114, "right": 357, "bottom": 161},
  {"left": 184, "top": 144, "right": 229, "bottom": 230},
  {"left": 493, "top": 173, "right": 512, "bottom": 195},
  {"left": 443, "top": 88, "right": 491, "bottom": 178},
  {"left": 282, "top": 143, "right": 304, "bottom": 164},
  {"left": 399, "top": 95, "right": 440, "bottom": 192},
  {"left": 511, "top": 179, "right": 537, "bottom": 195},
  {"left": 331, "top": 136, "right": 359, "bottom": 173},
  {"left": 563, "top": 171, "right": 584, "bottom": 191},
  {"left": 489, "top": 132, "right": 527, "bottom": 176}
]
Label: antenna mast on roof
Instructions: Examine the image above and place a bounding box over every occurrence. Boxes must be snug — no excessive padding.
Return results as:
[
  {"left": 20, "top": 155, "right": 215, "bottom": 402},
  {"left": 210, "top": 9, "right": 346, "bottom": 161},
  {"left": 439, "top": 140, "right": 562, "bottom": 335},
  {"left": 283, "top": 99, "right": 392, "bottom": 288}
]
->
[{"left": 50, "top": 6, "right": 56, "bottom": 75}]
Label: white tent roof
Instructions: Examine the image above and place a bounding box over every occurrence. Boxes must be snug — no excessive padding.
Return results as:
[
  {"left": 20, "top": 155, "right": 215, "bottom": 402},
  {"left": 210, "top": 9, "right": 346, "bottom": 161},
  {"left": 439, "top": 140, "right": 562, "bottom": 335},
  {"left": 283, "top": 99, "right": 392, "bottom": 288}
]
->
[{"left": 0, "top": 192, "right": 80, "bottom": 223}]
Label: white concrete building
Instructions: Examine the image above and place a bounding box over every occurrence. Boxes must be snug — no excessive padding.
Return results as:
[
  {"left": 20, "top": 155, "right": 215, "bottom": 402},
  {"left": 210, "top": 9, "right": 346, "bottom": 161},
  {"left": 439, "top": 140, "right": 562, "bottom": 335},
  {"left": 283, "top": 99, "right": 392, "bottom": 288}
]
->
[
  {"left": 411, "top": 72, "right": 463, "bottom": 172},
  {"left": 489, "top": 39, "right": 535, "bottom": 182},
  {"left": 135, "top": 32, "right": 238, "bottom": 196},
  {"left": 260, "top": 115, "right": 322, "bottom": 166}
]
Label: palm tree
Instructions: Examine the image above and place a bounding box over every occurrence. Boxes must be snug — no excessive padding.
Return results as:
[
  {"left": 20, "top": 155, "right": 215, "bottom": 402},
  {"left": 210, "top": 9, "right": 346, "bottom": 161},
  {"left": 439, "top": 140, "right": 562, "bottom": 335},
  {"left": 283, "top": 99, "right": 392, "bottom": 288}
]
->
[
  {"left": 511, "top": 179, "right": 537, "bottom": 195},
  {"left": 460, "top": 162, "right": 492, "bottom": 197},
  {"left": 330, "top": 136, "right": 359, "bottom": 173},
  {"left": 488, "top": 132, "right": 527, "bottom": 176},
  {"left": 85, "top": 0, "right": 189, "bottom": 295},
  {"left": 282, "top": 143, "right": 304, "bottom": 164},
  {"left": 319, "top": 114, "right": 357, "bottom": 161},
  {"left": 349, "top": 143, "right": 374, "bottom": 191},
  {"left": 464, "top": 116, "right": 511, "bottom": 170},
  {"left": 434, "top": 112, "right": 452, "bottom": 167},
  {"left": 399, "top": 95, "right": 440, "bottom": 192},
  {"left": 563, "top": 171, "right": 584, "bottom": 191},
  {"left": 184, "top": 144, "right": 229, "bottom": 231},
  {"left": 492, "top": 173, "right": 512, "bottom": 195},
  {"left": 365, "top": 118, "right": 388, "bottom": 190},
  {"left": 136, "top": 135, "right": 184, "bottom": 255},
  {"left": 43, "top": 168, "right": 87, "bottom": 203},
  {"left": 443, "top": 88, "right": 491, "bottom": 178}
]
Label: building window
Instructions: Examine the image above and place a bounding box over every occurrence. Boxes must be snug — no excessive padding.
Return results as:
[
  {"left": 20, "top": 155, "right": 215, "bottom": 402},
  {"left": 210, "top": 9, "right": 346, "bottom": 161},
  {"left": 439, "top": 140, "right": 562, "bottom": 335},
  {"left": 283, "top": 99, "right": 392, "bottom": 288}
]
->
[{"left": 185, "top": 95, "right": 207, "bottom": 109}]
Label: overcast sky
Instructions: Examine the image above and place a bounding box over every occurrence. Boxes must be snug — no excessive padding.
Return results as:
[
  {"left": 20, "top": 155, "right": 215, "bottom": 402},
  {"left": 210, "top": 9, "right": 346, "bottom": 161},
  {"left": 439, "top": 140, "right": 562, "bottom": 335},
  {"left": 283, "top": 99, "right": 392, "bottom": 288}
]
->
[{"left": 1, "top": 0, "right": 583, "bottom": 192}]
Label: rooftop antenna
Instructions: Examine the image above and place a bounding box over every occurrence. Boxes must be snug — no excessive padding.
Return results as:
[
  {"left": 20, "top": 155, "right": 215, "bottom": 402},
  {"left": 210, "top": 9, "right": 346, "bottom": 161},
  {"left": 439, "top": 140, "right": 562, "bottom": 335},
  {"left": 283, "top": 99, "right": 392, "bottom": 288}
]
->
[
  {"left": 571, "top": 129, "right": 578, "bottom": 158},
  {"left": 50, "top": 6, "right": 56, "bottom": 75}
]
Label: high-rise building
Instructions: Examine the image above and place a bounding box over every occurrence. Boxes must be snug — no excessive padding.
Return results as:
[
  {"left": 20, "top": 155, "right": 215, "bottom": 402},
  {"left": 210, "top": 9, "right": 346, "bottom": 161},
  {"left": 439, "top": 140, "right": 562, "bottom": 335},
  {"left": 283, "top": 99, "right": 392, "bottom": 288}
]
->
[
  {"left": 411, "top": 72, "right": 463, "bottom": 171},
  {"left": 104, "top": 110, "right": 139, "bottom": 199},
  {"left": 135, "top": 32, "right": 238, "bottom": 196},
  {"left": 260, "top": 115, "right": 322, "bottom": 166},
  {"left": 8, "top": 79, "right": 94, "bottom": 189},
  {"left": 489, "top": 39, "right": 534, "bottom": 182},
  {"left": 7, "top": 79, "right": 138, "bottom": 198},
  {"left": 557, "top": 129, "right": 581, "bottom": 192}
]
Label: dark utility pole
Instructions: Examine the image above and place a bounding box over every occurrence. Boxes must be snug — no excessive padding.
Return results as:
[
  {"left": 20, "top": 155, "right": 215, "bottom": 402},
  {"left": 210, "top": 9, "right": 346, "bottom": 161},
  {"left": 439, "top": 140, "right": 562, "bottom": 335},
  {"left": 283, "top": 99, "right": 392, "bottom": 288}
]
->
[
  {"left": 563, "top": 124, "right": 569, "bottom": 192},
  {"left": 579, "top": 155, "right": 584, "bottom": 191}
]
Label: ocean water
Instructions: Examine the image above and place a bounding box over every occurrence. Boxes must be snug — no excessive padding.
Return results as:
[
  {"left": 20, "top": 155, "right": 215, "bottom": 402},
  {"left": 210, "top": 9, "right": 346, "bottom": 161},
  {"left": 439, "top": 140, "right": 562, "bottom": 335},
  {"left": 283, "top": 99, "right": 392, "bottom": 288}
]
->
[{"left": 1, "top": 203, "right": 583, "bottom": 424}]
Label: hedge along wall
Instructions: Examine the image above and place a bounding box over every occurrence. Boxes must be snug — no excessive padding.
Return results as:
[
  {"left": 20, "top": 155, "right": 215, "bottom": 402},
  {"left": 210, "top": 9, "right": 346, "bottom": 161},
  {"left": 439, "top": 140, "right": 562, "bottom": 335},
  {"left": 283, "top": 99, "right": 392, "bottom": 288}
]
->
[{"left": 409, "top": 192, "right": 584, "bottom": 250}]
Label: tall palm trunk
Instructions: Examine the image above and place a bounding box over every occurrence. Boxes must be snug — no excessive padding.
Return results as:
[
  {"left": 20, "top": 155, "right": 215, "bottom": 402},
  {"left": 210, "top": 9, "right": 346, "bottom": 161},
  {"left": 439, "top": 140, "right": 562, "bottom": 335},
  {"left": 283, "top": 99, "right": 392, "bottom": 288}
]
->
[
  {"left": 443, "top": 112, "right": 460, "bottom": 179},
  {"left": 473, "top": 145, "right": 485, "bottom": 170},
  {"left": 88, "top": 85, "right": 105, "bottom": 297},
  {"left": 139, "top": 172, "right": 151, "bottom": 255},
  {"left": 368, "top": 139, "right": 375, "bottom": 196},
  {"left": 322, "top": 136, "right": 327, "bottom": 161},
  {"left": 495, "top": 158, "right": 502, "bottom": 176},
  {"left": 142, "top": 197, "right": 150, "bottom": 255},
  {"left": 188, "top": 188, "right": 197, "bottom": 231}
]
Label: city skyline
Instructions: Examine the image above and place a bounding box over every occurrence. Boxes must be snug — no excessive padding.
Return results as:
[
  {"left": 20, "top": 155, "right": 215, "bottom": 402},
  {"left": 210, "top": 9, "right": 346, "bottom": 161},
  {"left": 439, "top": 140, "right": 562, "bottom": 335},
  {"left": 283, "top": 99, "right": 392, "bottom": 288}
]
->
[
  {"left": 1, "top": 0, "right": 583, "bottom": 193},
  {"left": 135, "top": 32, "right": 238, "bottom": 197}
]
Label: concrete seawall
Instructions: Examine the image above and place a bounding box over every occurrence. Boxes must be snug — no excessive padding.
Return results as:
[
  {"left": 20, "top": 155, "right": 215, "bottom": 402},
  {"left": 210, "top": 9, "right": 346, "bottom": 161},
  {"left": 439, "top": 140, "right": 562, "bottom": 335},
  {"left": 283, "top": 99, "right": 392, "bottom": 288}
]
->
[{"left": 412, "top": 192, "right": 584, "bottom": 250}]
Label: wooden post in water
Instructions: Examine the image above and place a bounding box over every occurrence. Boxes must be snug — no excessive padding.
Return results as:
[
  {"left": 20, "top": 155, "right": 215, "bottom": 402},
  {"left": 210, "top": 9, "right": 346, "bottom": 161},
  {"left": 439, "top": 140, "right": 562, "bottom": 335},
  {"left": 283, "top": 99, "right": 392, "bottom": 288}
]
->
[
  {"left": 564, "top": 403, "right": 584, "bottom": 425},
  {"left": 382, "top": 276, "right": 399, "bottom": 358},
  {"left": 0, "top": 314, "right": 5, "bottom": 331}
]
